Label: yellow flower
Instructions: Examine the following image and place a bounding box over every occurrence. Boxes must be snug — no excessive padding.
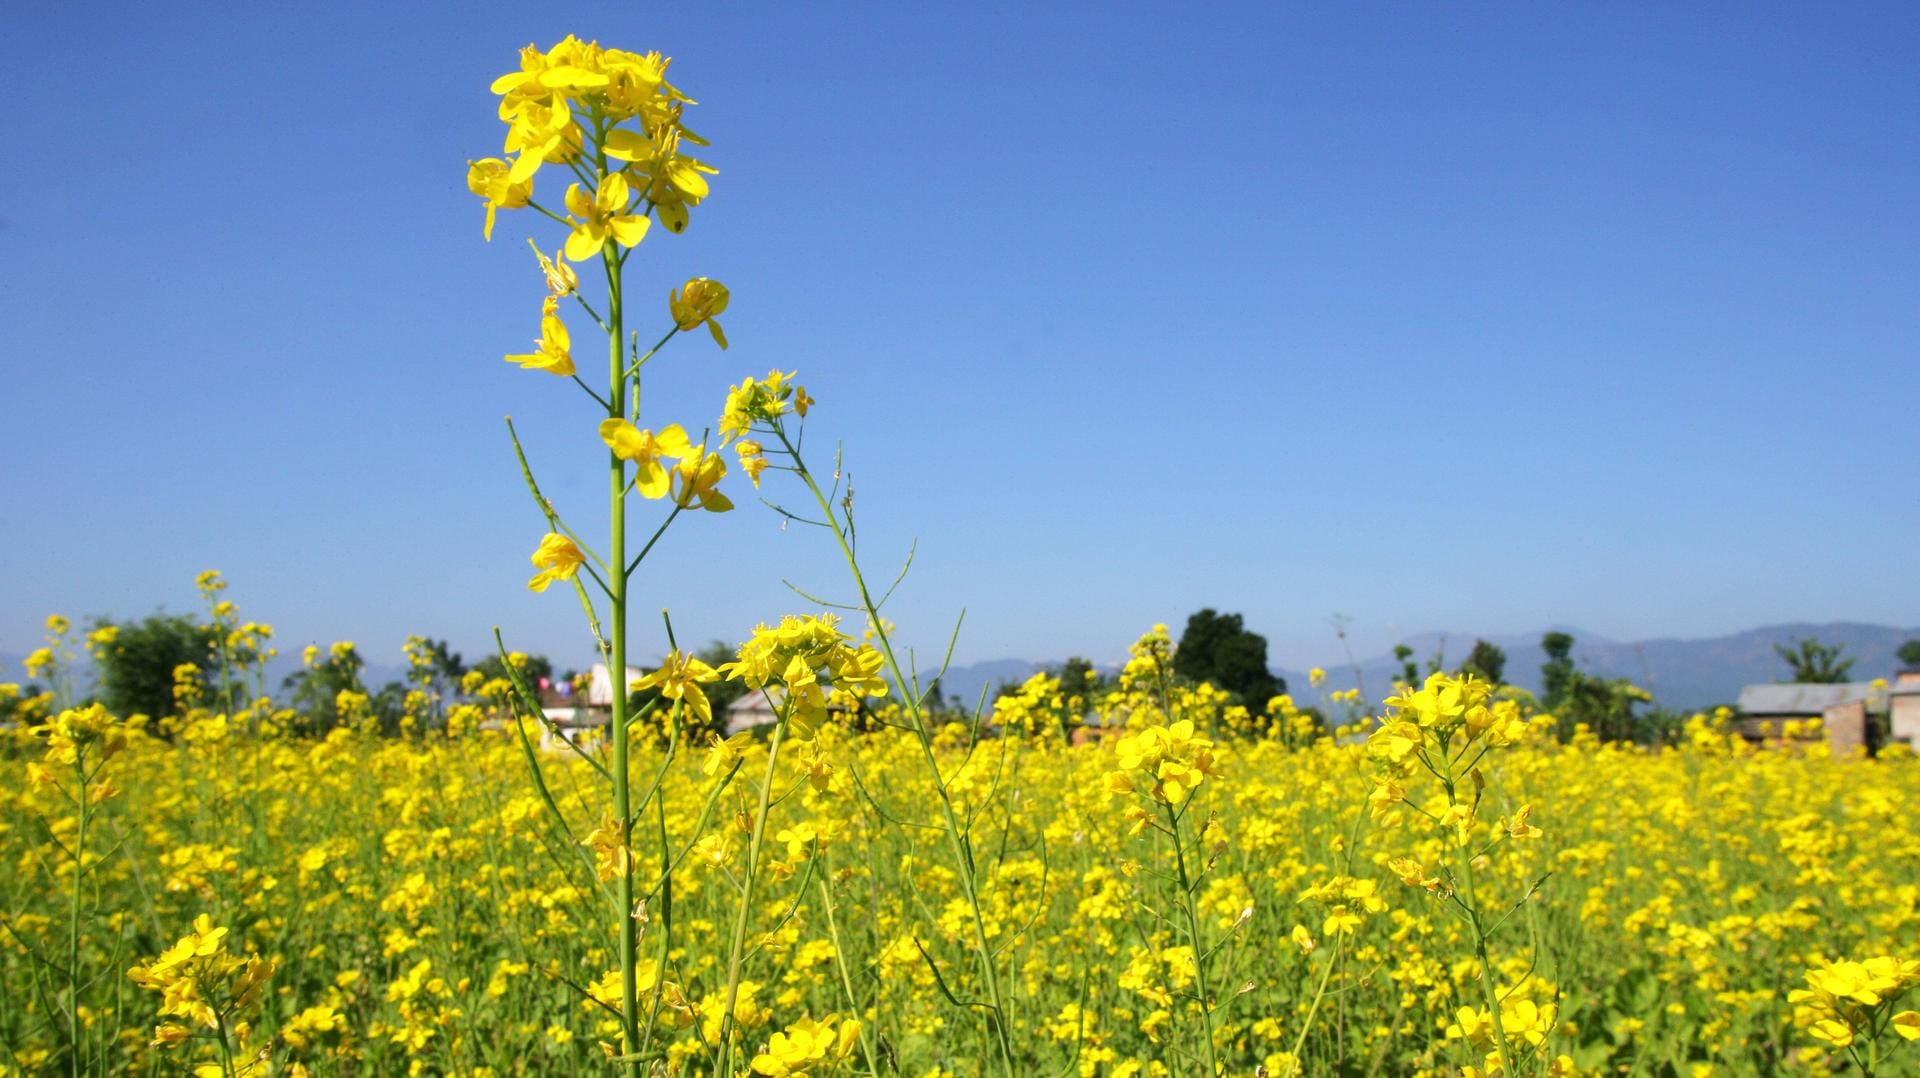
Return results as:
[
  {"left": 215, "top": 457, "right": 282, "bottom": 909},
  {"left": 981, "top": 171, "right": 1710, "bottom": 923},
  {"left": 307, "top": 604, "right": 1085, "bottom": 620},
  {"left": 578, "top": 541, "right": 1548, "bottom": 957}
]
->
[
  {"left": 1503, "top": 804, "right": 1543, "bottom": 841},
  {"left": 501, "top": 95, "right": 581, "bottom": 184},
  {"left": 632, "top": 649, "right": 721, "bottom": 727},
  {"left": 504, "top": 312, "right": 574, "bottom": 376},
  {"left": 526, "top": 533, "right": 585, "bottom": 592},
  {"left": 735, "top": 440, "right": 767, "bottom": 487},
  {"left": 466, "top": 158, "right": 533, "bottom": 240},
  {"left": 563, "top": 173, "right": 650, "bottom": 261},
  {"left": 670, "top": 448, "right": 733, "bottom": 512},
  {"left": 532, "top": 244, "right": 577, "bottom": 297},
  {"left": 669, "top": 278, "right": 729, "bottom": 349},
  {"left": 598, "top": 419, "right": 694, "bottom": 499},
  {"left": 1322, "top": 904, "right": 1361, "bottom": 936},
  {"left": 718, "top": 369, "right": 809, "bottom": 445}
]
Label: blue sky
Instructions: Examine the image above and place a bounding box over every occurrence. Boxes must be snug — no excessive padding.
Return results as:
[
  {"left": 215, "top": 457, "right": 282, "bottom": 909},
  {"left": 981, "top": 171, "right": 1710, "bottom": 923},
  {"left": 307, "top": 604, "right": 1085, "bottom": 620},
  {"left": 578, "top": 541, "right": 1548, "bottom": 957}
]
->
[{"left": 3, "top": 1, "right": 1917, "bottom": 677}]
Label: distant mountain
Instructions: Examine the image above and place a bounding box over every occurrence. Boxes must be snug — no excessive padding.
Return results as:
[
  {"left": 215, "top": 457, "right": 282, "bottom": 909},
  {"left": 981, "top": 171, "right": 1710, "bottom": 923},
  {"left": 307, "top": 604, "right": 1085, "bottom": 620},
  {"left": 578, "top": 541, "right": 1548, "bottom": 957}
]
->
[
  {"left": 933, "top": 623, "right": 1920, "bottom": 716},
  {"left": 1290, "top": 622, "right": 1920, "bottom": 712}
]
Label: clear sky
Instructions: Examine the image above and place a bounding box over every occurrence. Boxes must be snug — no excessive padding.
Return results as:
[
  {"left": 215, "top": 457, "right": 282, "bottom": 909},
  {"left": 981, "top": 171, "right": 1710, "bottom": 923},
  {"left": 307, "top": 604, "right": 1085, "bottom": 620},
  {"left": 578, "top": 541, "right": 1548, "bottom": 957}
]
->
[{"left": 4, "top": 1, "right": 1917, "bottom": 677}]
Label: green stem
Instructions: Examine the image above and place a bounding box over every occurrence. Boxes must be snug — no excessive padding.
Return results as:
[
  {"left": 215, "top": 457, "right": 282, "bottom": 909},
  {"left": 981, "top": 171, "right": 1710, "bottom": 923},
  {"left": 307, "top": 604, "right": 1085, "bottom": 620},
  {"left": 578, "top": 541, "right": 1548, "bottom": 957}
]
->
[
  {"left": 1458, "top": 839, "right": 1515, "bottom": 1072},
  {"left": 774, "top": 424, "right": 1019, "bottom": 1078},
  {"left": 66, "top": 750, "right": 88, "bottom": 1078},
  {"left": 602, "top": 197, "right": 643, "bottom": 1075},
  {"left": 1165, "top": 801, "right": 1220, "bottom": 1078},
  {"left": 717, "top": 719, "right": 788, "bottom": 1075},
  {"left": 819, "top": 876, "right": 885, "bottom": 1077},
  {"left": 1288, "top": 932, "right": 1346, "bottom": 1066}
]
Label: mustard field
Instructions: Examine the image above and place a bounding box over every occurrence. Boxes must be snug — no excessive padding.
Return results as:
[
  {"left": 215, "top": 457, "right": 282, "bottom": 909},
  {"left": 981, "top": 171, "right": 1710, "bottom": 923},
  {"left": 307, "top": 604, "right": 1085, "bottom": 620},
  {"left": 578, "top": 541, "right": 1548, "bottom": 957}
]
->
[{"left": 5, "top": 653, "right": 1920, "bottom": 1077}]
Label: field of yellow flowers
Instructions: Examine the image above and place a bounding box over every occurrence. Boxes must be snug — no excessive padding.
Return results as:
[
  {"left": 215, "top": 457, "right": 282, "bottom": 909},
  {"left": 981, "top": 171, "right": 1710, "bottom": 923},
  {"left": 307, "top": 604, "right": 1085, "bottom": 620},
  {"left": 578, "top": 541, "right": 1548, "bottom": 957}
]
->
[
  {"left": 7, "top": 32, "right": 1919, "bottom": 1078},
  {"left": 6, "top": 650, "right": 1920, "bottom": 1077}
]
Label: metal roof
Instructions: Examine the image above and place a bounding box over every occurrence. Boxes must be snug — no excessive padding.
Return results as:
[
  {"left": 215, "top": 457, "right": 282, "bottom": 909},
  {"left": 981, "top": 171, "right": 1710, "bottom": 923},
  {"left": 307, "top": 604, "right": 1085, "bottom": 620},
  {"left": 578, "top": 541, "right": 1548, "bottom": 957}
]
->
[{"left": 1736, "top": 683, "right": 1874, "bottom": 715}]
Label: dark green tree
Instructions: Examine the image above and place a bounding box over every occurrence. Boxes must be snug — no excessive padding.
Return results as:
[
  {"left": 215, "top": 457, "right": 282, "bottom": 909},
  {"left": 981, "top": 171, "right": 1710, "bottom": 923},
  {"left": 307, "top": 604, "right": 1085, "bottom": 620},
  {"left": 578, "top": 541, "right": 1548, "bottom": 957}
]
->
[
  {"left": 283, "top": 645, "right": 369, "bottom": 733},
  {"left": 474, "top": 652, "right": 554, "bottom": 688},
  {"left": 1393, "top": 644, "right": 1418, "bottom": 686},
  {"left": 1058, "top": 656, "right": 1100, "bottom": 696},
  {"left": 1558, "top": 674, "right": 1655, "bottom": 743},
  {"left": 1173, "top": 609, "right": 1284, "bottom": 707},
  {"left": 93, "top": 613, "right": 218, "bottom": 720},
  {"left": 1774, "top": 637, "right": 1855, "bottom": 684},
  {"left": 1540, "top": 632, "right": 1576, "bottom": 708},
  {"left": 1461, "top": 639, "right": 1507, "bottom": 685},
  {"left": 1897, "top": 639, "right": 1920, "bottom": 669}
]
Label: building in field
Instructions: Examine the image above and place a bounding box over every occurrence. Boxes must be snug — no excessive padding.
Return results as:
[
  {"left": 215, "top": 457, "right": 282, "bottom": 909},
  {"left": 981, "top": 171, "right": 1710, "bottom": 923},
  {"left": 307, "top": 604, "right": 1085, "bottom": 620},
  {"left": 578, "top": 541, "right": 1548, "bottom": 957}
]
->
[
  {"left": 1733, "top": 680, "right": 1892, "bottom": 754},
  {"left": 1890, "top": 669, "right": 1920, "bottom": 746},
  {"left": 533, "top": 662, "right": 642, "bottom": 751}
]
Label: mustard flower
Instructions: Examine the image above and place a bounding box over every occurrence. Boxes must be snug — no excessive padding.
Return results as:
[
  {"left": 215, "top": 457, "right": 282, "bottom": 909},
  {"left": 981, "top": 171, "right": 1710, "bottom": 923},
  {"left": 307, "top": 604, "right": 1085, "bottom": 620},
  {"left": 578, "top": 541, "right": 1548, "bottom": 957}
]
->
[
  {"left": 503, "top": 311, "right": 575, "bottom": 376},
  {"left": 563, "top": 173, "right": 650, "bottom": 261},
  {"left": 669, "top": 277, "right": 729, "bottom": 349},
  {"left": 598, "top": 419, "right": 693, "bottom": 498},
  {"left": 526, "top": 533, "right": 585, "bottom": 592}
]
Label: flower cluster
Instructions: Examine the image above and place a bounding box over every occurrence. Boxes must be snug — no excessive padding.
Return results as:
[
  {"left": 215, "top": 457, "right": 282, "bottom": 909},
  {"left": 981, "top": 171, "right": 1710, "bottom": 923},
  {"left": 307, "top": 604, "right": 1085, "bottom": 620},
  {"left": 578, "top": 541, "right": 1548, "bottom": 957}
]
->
[
  {"left": 719, "top": 369, "right": 813, "bottom": 446},
  {"left": 127, "top": 915, "right": 276, "bottom": 1049},
  {"left": 749, "top": 1013, "right": 863, "bottom": 1077},
  {"left": 1789, "top": 955, "right": 1920, "bottom": 1050},
  {"left": 468, "top": 35, "right": 713, "bottom": 239},
  {"left": 1107, "top": 719, "right": 1219, "bottom": 808},
  {"left": 721, "top": 614, "right": 888, "bottom": 738}
]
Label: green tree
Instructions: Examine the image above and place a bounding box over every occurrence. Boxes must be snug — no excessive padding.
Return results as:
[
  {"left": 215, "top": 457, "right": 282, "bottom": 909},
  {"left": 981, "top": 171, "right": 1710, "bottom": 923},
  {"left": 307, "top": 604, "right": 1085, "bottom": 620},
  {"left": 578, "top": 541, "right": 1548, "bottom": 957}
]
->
[
  {"left": 1058, "top": 656, "right": 1100, "bottom": 695},
  {"left": 1540, "top": 632, "right": 1576, "bottom": 708},
  {"left": 1897, "top": 639, "right": 1920, "bottom": 669},
  {"left": 1173, "top": 609, "right": 1284, "bottom": 707},
  {"left": 1774, "top": 637, "right": 1855, "bottom": 684},
  {"left": 1461, "top": 639, "right": 1507, "bottom": 685},
  {"left": 93, "top": 613, "right": 217, "bottom": 720},
  {"left": 1393, "top": 644, "right": 1418, "bottom": 686},
  {"left": 283, "top": 645, "right": 369, "bottom": 733},
  {"left": 474, "top": 652, "right": 554, "bottom": 689}
]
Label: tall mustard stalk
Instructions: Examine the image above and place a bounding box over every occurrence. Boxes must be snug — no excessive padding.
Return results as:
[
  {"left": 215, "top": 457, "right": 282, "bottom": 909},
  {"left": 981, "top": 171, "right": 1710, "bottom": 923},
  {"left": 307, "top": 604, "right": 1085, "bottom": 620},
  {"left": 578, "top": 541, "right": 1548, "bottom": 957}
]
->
[{"left": 467, "top": 34, "right": 735, "bottom": 1074}]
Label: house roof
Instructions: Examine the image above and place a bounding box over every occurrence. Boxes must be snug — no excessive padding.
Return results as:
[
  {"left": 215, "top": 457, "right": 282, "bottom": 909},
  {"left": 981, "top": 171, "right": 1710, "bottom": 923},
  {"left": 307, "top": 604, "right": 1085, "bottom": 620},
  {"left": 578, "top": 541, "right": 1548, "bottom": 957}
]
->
[{"left": 1736, "top": 683, "right": 1875, "bottom": 715}]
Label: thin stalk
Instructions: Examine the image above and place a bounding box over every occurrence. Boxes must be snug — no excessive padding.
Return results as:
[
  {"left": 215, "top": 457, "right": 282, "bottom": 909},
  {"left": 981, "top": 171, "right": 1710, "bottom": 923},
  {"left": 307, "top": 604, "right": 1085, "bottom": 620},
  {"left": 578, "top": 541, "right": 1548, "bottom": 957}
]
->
[
  {"left": 818, "top": 876, "right": 885, "bottom": 1077},
  {"left": 773, "top": 424, "right": 1019, "bottom": 1078},
  {"left": 1288, "top": 932, "right": 1346, "bottom": 1066},
  {"left": 1164, "top": 801, "right": 1219, "bottom": 1078},
  {"left": 65, "top": 750, "right": 88, "bottom": 1078},
  {"left": 717, "top": 720, "right": 788, "bottom": 1075},
  {"left": 1457, "top": 826, "right": 1515, "bottom": 1071},
  {"left": 601, "top": 181, "right": 644, "bottom": 1073}
]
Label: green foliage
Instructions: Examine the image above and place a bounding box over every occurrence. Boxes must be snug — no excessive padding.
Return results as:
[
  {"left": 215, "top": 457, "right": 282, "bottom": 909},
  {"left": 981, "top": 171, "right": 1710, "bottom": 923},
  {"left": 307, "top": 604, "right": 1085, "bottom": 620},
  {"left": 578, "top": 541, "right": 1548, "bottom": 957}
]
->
[
  {"left": 92, "top": 614, "right": 217, "bottom": 720},
  {"left": 1173, "top": 608, "right": 1284, "bottom": 707},
  {"left": 1896, "top": 639, "right": 1920, "bottom": 669},
  {"left": 1057, "top": 656, "right": 1102, "bottom": 695},
  {"left": 1557, "top": 673, "right": 1655, "bottom": 743},
  {"left": 1775, "top": 637, "right": 1855, "bottom": 684},
  {"left": 475, "top": 652, "right": 552, "bottom": 687},
  {"left": 1394, "top": 644, "right": 1418, "bottom": 686},
  {"left": 1461, "top": 639, "right": 1507, "bottom": 685},
  {"left": 1533, "top": 631, "right": 1655, "bottom": 742},
  {"left": 283, "top": 645, "right": 368, "bottom": 733},
  {"left": 1540, "top": 631, "right": 1576, "bottom": 708}
]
